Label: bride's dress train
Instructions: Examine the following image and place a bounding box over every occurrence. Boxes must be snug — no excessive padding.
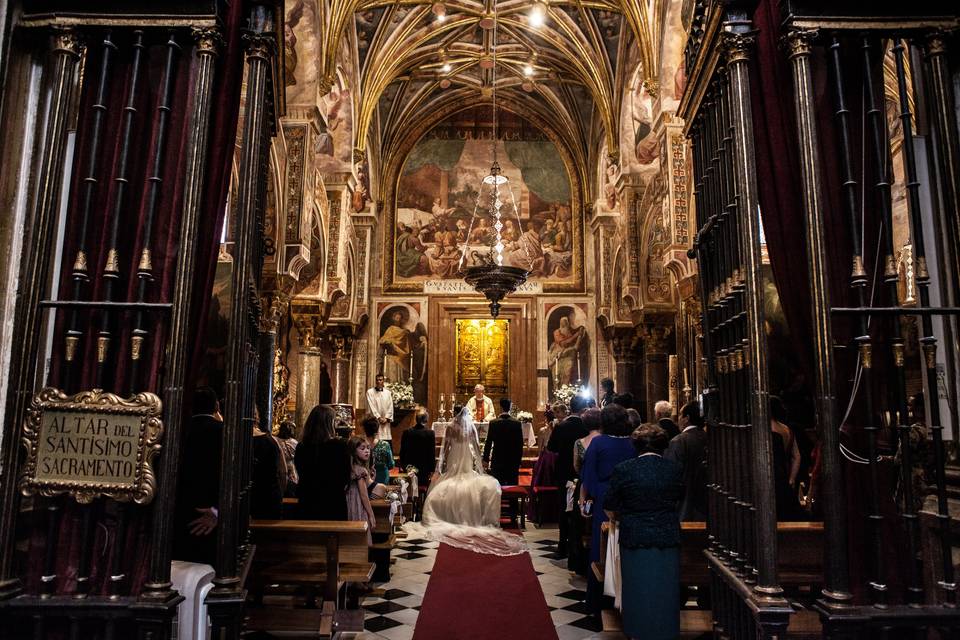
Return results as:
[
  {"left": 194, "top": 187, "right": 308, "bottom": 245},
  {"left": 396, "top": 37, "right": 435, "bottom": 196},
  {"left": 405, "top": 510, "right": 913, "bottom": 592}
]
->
[{"left": 405, "top": 408, "right": 527, "bottom": 556}]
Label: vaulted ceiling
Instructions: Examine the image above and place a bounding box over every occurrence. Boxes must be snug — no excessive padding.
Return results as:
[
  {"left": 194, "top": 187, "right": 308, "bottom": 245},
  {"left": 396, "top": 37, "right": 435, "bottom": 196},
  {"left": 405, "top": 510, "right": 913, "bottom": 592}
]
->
[{"left": 315, "top": 0, "right": 667, "bottom": 169}]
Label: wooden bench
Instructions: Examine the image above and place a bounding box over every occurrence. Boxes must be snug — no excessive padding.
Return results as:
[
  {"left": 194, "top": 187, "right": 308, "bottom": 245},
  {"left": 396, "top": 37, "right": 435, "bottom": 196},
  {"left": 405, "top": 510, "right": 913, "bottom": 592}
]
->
[
  {"left": 501, "top": 486, "right": 529, "bottom": 529},
  {"left": 245, "top": 519, "right": 374, "bottom": 637}
]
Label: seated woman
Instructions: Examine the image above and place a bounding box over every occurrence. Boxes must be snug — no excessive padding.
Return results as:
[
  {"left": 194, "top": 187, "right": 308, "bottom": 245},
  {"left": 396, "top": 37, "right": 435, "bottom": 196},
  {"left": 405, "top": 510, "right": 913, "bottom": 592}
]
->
[
  {"left": 294, "top": 405, "right": 351, "bottom": 520},
  {"left": 362, "top": 416, "right": 396, "bottom": 485},
  {"left": 414, "top": 406, "right": 527, "bottom": 556},
  {"left": 604, "top": 424, "right": 683, "bottom": 640}
]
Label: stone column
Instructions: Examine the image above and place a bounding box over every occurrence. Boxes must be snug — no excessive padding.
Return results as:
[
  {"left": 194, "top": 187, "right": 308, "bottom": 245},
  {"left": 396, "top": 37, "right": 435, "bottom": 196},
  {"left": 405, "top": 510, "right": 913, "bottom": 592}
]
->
[
  {"left": 639, "top": 323, "right": 672, "bottom": 422},
  {"left": 329, "top": 330, "right": 354, "bottom": 405},
  {"left": 608, "top": 327, "right": 642, "bottom": 402},
  {"left": 293, "top": 313, "right": 325, "bottom": 430}
]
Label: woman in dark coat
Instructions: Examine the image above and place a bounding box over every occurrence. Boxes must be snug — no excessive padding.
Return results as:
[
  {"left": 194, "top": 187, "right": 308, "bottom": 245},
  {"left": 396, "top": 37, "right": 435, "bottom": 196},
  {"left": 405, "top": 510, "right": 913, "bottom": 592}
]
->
[
  {"left": 295, "top": 405, "right": 352, "bottom": 520},
  {"left": 581, "top": 404, "right": 637, "bottom": 614},
  {"left": 604, "top": 424, "right": 683, "bottom": 640}
]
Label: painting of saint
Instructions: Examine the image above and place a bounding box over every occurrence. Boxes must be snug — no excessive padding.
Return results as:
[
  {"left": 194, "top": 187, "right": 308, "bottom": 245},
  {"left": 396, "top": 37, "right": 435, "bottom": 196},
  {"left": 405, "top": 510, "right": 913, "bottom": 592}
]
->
[
  {"left": 391, "top": 110, "right": 581, "bottom": 290},
  {"left": 378, "top": 304, "right": 428, "bottom": 403},
  {"left": 546, "top": 305, "right": 591, "bottom": 392}
]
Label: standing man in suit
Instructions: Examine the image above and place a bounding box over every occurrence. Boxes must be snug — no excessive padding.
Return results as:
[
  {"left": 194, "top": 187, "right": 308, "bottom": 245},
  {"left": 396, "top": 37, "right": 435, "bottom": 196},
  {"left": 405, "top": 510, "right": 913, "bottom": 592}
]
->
[
  {"left": 665, "top": 401, "right": 708, "bottom": 521},
  {"left": 173, "top": 387, "right": 224, "bottom": 565},
  {"left": 484, "top": 398, "right": 524, "bottom": 485},
  {"left": 654, "top": 400, "right": 680, "bottom": 440},
  {"left": 400, "top": 408, "right": 437, "bottom": 487},
  {"left": 547, "top": 394, "right": 589, "bottom": 557},
  {"left": 466, "top": 384, "right": 495, "bottom": 423},
  {"left": 367, "top": 373, "right": 394, "bottom": 441}
]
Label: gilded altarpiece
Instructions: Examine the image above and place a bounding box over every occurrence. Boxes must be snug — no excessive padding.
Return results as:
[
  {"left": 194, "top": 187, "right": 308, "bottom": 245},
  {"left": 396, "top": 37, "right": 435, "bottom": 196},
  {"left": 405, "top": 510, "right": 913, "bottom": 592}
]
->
[{"left": 455, "top": 319, "right": 509, "bottom": 395}]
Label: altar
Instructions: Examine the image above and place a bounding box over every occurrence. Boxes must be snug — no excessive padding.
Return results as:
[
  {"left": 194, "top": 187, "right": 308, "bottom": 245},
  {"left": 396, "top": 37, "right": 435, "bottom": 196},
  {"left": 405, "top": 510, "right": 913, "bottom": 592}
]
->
[{"left": 430, "top": 420, "right": 536, "bottom": 447}]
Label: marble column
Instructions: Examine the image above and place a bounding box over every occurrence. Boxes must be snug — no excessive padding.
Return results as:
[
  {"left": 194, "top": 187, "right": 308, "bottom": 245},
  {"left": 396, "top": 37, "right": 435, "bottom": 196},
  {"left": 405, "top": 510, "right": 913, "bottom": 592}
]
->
[
  {"left": 293, "top": 314, "right": 325, "bottom": 430},
  {"left": 639, "top": 323, "right": 672, "bottom": 422},
  {"left": 329, "top": 331, "right": 354, "bottom": 405}
]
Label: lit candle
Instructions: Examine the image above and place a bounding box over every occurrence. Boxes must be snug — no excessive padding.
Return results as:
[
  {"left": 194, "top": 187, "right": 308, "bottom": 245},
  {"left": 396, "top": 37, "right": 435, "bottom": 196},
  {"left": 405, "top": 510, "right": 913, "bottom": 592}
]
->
[
  {"left": 576, "top": 355, "right": 581, "bottom": 383},
  {"left": 683, "top": 367, "right": 689, "bottom": 387}
]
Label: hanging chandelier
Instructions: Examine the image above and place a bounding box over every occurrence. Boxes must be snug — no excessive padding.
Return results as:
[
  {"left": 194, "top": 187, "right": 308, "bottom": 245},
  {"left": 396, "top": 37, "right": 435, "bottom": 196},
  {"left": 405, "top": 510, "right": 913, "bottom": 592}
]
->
[{"left": 458, "top": 0, "right": 530, "bottom": 318}]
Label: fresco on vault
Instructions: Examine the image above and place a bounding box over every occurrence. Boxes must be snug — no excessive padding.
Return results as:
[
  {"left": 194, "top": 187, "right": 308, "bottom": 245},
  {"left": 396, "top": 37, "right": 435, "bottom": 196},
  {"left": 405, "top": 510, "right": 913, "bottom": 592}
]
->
[{"left": 392, "top": 110, "right": 581, "bottom": 288}]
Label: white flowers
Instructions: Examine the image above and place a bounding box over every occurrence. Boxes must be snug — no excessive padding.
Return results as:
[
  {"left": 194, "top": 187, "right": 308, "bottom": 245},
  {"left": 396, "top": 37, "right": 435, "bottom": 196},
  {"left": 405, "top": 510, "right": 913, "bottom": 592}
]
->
[
  {"left": 386, "top": 381, "right": 415, "bottom": 407},
  {"left": 553, "top": 383, "right": 584, "bottom": 407},
  {"left": 516, "top": 411, "right": 534, "bottom": 423}
]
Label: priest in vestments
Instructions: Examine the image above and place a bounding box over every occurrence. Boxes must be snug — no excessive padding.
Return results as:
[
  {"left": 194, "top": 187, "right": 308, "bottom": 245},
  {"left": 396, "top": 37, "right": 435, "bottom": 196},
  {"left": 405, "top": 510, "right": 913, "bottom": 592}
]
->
[{"left": 465, "top": 384, "right": 495, "bottom": 423}]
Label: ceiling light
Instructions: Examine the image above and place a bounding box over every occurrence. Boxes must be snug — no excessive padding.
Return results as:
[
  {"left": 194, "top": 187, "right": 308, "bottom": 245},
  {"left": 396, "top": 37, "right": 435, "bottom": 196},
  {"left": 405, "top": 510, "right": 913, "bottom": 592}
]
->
[
  {"left": 523, "top": 64, "right": 533, "bottom": 76},
  {"left": 436, "top": 13, "right": 446, "bottom": 23},
  {"left": 529, "top": 2, "right": 546, "bottom": 27},
  {"left": 442, "top": 62, "right": 452, "bottom": 72}
]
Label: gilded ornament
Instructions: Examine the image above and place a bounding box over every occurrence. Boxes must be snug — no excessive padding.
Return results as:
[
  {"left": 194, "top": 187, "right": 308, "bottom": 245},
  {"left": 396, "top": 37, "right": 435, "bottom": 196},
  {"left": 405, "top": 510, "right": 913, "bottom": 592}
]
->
[
  {"left": 138, "top": 248, "right": 152, "bottom": 273},
  {"left": 785, "top": 29, "right": 818, "bottom": 58},
  {"left": 859, "top": 342, "right": 873, "bottom": 369},
  {"left": 18, "top": 387, "right": 164, "bottom": 505},
  {"left": 97, "top": 336, "right": 109, "bottom": 363},
  {"left": 722, "top": 31, "right": 757, "bottom": 64},
  {"left": 131, "top": 335, "right": 143, "bottom": 361},
  {"left": 923, "top": 343, "right": 938, "bottom": 370},
  {"left": 851, "top": 255, "right": 867, "bottom": 281},
  {"left": 65, "top": 335, "right": 79, "bottom": 362},
  {"left": 892, "top": 343, "right": 905, "bottom": 368},
  {"left": 104, "top": 248, "right": 120, "bottom": 275},
  {"left": 73, "top": 250, "right": 88, "bottom": 274},
  {"left": 52, "top": 27, "right": 83, "bottom": 57}
]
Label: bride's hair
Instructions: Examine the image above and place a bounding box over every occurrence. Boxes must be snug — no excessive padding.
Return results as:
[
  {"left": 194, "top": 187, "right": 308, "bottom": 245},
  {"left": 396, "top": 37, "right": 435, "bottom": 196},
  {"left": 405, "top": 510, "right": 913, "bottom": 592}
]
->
[{"left": 453, "top": 404, "right": 464, "bottom": 417}]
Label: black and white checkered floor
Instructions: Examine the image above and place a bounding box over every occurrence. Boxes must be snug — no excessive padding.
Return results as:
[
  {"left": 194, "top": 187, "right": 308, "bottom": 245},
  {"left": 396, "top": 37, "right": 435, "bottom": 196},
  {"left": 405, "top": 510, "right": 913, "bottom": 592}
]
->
[{"left": 347, "top": 526, "right": 625, "bottom": 640}]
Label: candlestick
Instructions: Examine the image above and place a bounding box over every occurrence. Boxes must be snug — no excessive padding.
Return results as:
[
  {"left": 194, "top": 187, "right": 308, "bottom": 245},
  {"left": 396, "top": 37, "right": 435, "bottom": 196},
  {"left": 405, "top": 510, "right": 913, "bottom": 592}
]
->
[
  {"left": 683, "top": 367, "right": 689, "bottom": 387},
  {"left": 576, "top": 354, "right": 581, "bottom": 383}
]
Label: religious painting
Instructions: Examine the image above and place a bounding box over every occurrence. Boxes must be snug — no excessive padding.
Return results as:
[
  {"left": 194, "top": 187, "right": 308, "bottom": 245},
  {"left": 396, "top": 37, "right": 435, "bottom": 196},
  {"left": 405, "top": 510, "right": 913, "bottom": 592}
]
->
[
  {"left": 315, "top": 59, "right": 353, "bottom": 174},
  {"left": 544, "top": 303, "right": 591, "bottom": 397},
  {"left": 376, "top": 302, "right": 428, "bottom": 404},
  {"left": 284, "top": 0, "right": 319, "bottom": 102},
  {"left": 387, "top": 109, "right": 583, "bottom": 292},
  {"left": 620, "top": 56, "right": 659, "bottom": 174}
]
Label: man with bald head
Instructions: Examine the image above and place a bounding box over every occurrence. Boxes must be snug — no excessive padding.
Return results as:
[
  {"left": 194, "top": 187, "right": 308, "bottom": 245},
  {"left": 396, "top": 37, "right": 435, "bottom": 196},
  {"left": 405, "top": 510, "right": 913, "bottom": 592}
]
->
[{"left": 465, "top": 384, "right": 495, "bottom": 423}]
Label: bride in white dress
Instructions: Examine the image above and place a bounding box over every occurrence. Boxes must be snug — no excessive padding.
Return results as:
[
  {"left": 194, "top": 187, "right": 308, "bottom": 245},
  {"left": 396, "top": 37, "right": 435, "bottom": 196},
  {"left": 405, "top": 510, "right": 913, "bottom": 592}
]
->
[{"left": 412, "top": 407, "right": 527, "bottom": 555}]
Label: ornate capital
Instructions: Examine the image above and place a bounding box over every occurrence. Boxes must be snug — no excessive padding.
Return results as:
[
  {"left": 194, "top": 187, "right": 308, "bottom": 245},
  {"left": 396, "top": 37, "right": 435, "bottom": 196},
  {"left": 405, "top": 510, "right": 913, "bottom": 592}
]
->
[
  {"left": 608, "top": 327, "right": 640, "bottom": 363},
  {"left": 925, "top": 30, "right": 951, "bottom": 56},
  {"left": 785, "top": 29, "right": 818, "bottom": 59},
  {"left": 328, "top": 332, "right": 354, "bottom": 361},
  {"left": 52, "top": 27, "right": 83, "bottom": 57},
  {"left": 192, "top": 27, "right": 224, "bottom": 56},
  {"left": 639, "top": 323, "right": 673, "bottom": 354},
  {"left": 722, "top": 30, "right": 756, "bottom": 64},
  {"left": 243, "top": 32, "right": 275, "bottom": 62},
  {"left": 259, "top": 292, "right": 289, "bottom": 333},
  {"left": 293, "top": 314, "right": 326, "bottom": 352}
]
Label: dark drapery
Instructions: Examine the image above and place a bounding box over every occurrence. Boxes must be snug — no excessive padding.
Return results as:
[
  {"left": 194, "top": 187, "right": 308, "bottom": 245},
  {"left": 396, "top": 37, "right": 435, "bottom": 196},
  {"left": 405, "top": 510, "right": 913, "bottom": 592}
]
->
[{"left": 26, "top": 4, "right": 245, "bottom": 597}]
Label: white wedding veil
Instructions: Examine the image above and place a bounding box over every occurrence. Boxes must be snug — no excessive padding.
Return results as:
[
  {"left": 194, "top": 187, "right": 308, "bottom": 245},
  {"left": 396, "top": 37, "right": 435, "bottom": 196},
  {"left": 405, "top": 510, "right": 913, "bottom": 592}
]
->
[
  {"left": 436, "top": 406, "right": 485, "bottom": 477},
  {"left": 403, "top": 406, "right": 528, "bottom": 556}
]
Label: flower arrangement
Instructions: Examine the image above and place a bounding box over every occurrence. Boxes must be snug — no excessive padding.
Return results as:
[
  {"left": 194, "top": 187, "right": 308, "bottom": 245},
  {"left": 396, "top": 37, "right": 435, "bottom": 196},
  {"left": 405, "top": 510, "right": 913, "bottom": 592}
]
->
[
  {"left": 386, "top": 381, "right": 415, "bottom": 407},
  {"left": 516, "top": 410, "right": 534, "bottom": 423},
  {"left": 553, "top": 383, "right": 584, "bottom": 407}
]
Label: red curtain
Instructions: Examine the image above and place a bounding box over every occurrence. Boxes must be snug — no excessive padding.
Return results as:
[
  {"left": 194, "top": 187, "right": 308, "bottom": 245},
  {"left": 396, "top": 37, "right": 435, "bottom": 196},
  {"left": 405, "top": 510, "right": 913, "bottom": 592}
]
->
[
  {"left": 751, "top": 0, "right": 908, "bottom": 603},
  {"left": 27, "top": 2, "right": 245, "bottom": 596}
]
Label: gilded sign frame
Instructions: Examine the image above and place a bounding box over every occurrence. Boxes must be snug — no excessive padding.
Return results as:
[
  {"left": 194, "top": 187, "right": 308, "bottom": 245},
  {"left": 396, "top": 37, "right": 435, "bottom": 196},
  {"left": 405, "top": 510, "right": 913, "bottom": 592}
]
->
[{"left": 19, "top": 387, "right": 164, "bottom": 505}]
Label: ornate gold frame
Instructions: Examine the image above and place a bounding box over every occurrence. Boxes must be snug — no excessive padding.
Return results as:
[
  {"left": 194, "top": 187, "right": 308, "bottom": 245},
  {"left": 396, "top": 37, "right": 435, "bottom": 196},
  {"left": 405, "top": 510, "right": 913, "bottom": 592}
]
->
[{"left": 19, "top": 387, "right": 164, "bottom": 505}]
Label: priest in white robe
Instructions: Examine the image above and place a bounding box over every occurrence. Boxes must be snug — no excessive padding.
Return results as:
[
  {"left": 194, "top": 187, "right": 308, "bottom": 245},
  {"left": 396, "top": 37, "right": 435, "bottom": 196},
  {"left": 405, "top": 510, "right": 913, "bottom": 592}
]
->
[
  {"left": 465, "top": 384, "right": 495, "bottom": 424},
  {"left": 366, "top": 373, "right": 394, "bottom": 440}
]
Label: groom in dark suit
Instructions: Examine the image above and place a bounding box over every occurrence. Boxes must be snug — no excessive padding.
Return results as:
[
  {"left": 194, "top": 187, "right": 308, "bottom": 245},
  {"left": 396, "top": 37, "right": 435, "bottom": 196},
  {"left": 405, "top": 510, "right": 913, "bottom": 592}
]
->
[{"left": 483, "top": 398, "right": 524, "bottom": 486}]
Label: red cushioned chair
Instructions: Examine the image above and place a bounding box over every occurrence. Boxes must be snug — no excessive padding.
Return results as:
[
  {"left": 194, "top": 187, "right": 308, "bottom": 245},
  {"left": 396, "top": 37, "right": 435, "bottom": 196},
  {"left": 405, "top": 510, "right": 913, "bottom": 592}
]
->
[
  {"left": 500, "top": 485, "right": 529, "bottom": 529},
  {"left": 531, "top": 486, "right": 558, "bottom": 525}
]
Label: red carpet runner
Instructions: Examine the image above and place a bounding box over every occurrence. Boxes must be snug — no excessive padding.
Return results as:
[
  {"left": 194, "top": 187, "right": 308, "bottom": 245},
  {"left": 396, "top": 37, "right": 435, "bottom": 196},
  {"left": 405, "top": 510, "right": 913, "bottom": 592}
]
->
[{"left": 412, "top": 543, "right": 558, "bottom": 640}]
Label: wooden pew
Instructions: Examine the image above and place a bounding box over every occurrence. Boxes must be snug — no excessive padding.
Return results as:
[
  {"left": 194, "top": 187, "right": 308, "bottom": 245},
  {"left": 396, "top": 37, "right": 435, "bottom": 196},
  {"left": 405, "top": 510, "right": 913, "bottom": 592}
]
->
[{"left": 245, "top": 520, "right": 374, "bottom": 637}]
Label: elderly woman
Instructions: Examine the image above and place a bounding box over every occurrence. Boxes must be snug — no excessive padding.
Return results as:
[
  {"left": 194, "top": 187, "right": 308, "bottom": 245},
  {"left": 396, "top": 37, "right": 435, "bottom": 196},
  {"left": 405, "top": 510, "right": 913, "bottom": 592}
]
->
[{"left": 603, "top": 424, "right": 683, "bottom": 640}]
